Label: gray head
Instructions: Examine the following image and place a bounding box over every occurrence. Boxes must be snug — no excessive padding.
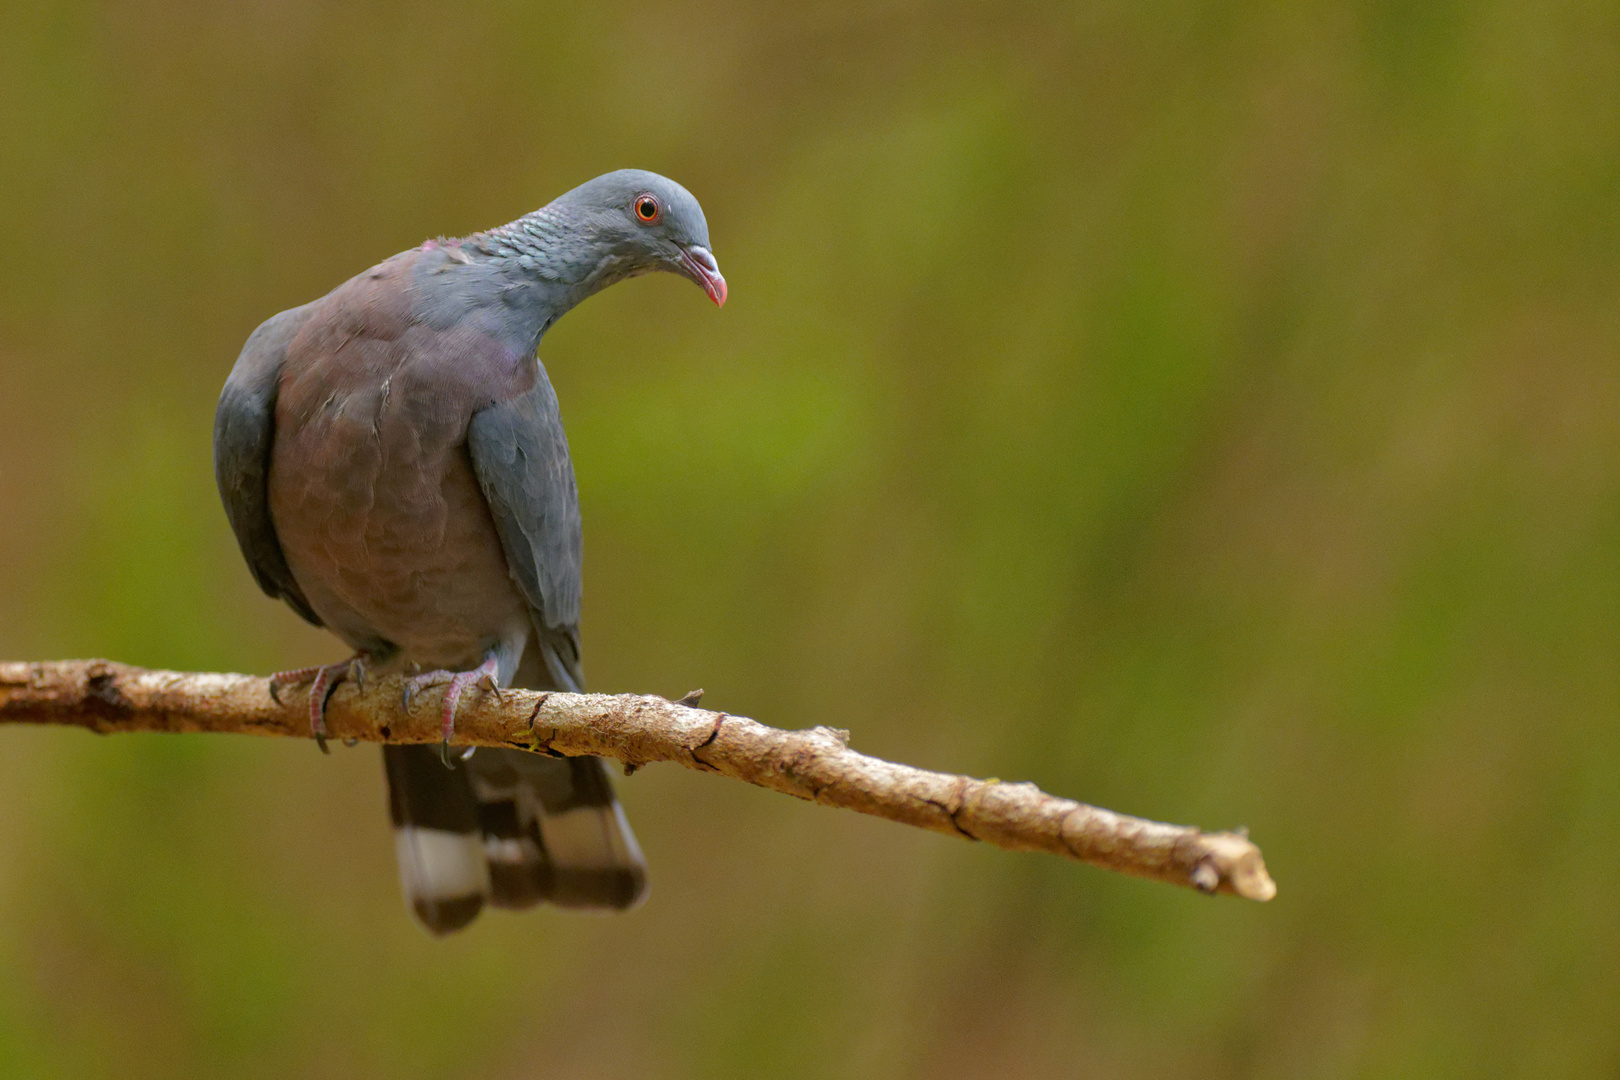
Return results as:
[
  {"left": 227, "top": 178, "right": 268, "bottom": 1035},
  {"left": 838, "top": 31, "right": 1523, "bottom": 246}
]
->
[{"left": 541, "top": 169, "right": 726, "bottom": 306}]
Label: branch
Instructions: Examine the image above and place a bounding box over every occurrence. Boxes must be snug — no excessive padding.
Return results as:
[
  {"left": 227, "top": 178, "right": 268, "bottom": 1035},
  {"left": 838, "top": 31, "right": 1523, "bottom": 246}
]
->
[{"left": 0, "top": 659, "right": 1276, "bottom": 902}]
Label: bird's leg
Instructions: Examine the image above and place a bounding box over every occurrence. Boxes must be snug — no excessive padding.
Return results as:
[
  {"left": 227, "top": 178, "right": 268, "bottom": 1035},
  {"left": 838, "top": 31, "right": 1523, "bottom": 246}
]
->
[
  {"left": 268, "top": 652, "right": 371, "bottom": 755},
  {"left": 402, "top": 653, "right": 503, "bottom": 768}
]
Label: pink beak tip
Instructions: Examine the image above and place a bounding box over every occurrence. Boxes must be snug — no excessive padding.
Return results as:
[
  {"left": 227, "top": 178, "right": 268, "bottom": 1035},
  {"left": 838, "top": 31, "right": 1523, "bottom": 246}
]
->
[{"left": 683, "top": 246, "right": 727, "bottom": 308}]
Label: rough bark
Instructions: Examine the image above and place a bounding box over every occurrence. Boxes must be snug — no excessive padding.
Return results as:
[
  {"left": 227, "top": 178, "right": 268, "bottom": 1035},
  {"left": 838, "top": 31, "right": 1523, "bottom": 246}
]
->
[{"left": 0, "top": 659, "right": 1276, "bottom": 902}]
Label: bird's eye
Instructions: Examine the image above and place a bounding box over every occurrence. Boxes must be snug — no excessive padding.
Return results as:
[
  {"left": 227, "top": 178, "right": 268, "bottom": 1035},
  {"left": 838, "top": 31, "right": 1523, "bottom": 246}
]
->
[{"left": 634, "top": 195, "right": 661, "bottom": 224}]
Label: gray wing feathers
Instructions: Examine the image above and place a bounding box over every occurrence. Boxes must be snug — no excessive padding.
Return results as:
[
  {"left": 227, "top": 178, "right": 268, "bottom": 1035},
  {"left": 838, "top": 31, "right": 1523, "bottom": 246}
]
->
[
  {"left": 466, "top": 370, "right": 585, "bottom": 691},
  {"left": 213, "top": 304, "right": 321, "bottom": 626}
]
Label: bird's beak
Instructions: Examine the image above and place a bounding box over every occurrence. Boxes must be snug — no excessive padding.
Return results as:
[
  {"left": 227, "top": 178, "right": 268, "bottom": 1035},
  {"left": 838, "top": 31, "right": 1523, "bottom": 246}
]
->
[{"left": 678, "top": 245, "right": 727, "bottom": 307}]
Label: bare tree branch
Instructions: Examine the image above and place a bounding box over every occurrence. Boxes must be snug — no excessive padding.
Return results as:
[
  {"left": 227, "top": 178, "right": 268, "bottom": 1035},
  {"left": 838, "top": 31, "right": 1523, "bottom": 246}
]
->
[{"left": 0, "top": 659, "right": 1277, "bottom": 902}]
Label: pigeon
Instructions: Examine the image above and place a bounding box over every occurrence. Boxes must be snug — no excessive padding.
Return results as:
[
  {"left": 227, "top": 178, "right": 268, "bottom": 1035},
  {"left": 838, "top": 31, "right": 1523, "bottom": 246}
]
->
[{"left": 213, "top": 170, "right": 726, "bottom": 934}]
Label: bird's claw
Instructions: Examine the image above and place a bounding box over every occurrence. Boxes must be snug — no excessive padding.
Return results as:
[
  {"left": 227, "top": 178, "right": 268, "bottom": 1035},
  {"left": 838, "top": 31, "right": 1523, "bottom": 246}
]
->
[
  {"left": 410, "top": 655, "right": 502, "bottom": 770},
  {"left": 434, "top": 740, "right": 478, "bottom": 768},
  {"left": 267, "top": 665, "right": 320, "bottom": 706},
  {"left": 268, "top": 652, "right": 369, "bottom": 754},
  {"left": 348, "top": 656, "right": 369, "bottom": 696},
  {"left": 402, "top": 671, "right": 448, "bottom": 712}
]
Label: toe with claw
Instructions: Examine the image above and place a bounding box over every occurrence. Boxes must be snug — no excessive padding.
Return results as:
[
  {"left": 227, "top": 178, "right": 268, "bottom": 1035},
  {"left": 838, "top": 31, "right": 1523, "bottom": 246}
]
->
[
  {"left": 402, "top": 670, "right": 448, "bottom": 713},
  {"left": 268, "top": 652, "right": 370, "bottom": 754},
  {"left": 268, "top": 665, "right": 320, "bottom": 707},
  {"left": 398, "top": 654, "right": 503, "bottom": 769},
  {"left": 348, "top": 655, "right": 369, "bottom": 696}
]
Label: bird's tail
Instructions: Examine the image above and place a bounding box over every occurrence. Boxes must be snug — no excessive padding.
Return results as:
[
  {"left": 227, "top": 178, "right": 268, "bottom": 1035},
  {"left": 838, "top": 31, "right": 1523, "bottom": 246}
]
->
[{"left": 384, "top": 745, "right": 648, "bottom": 935}]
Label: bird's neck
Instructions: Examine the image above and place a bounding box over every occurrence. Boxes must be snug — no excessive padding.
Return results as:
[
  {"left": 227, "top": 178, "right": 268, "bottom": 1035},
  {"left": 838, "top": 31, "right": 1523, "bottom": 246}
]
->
[{"left": 476, "top": 207, "right": 642, "bottom": 316}]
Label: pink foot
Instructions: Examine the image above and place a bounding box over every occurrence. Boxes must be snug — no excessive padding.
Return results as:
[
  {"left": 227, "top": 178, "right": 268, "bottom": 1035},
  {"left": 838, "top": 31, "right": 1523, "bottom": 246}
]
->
[
  {"left": 401, "top": 654, "right": 501, "bottom": 767},
  {"left": 269, "top": 653, "right": 370, "bottom": 754}
]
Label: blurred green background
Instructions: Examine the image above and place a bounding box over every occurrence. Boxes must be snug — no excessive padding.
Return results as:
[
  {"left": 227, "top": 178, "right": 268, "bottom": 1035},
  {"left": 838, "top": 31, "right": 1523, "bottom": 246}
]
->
[{"left": 1, "top": 1, "right": 1617, "bottom": 1077}]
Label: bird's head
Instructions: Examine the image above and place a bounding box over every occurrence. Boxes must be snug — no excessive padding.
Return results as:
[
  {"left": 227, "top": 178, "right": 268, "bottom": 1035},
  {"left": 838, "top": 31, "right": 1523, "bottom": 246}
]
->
[{"left": 549, "top": 169, "right": 726, "bottom": 307}]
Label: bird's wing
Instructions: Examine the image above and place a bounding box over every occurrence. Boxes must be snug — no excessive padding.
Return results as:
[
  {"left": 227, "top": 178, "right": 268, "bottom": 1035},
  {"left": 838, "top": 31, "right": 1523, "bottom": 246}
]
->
[
  {"left": 466, "top": 367, "right": 585, "bottom": 692},
  {"left": 213, "top": 302, "right": 323, "bottom": 626}
]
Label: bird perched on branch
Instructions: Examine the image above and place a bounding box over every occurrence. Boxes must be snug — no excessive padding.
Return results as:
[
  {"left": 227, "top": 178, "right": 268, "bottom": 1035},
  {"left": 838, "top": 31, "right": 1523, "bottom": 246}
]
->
[{"left": 213, "top": 170, "right": 726, "bottom": 934}]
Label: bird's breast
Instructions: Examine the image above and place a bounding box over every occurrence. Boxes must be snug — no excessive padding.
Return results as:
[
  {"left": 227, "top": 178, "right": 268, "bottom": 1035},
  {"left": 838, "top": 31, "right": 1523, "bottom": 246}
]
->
[{"left": 267, "top": 332, "right": 534, "bottom": 667}]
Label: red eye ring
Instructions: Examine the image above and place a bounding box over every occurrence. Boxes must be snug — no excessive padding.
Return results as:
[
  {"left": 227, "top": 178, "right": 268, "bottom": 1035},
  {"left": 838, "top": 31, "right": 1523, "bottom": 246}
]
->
[{"left": 634, "top": 194, "right": 662, "bottom": 224}]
